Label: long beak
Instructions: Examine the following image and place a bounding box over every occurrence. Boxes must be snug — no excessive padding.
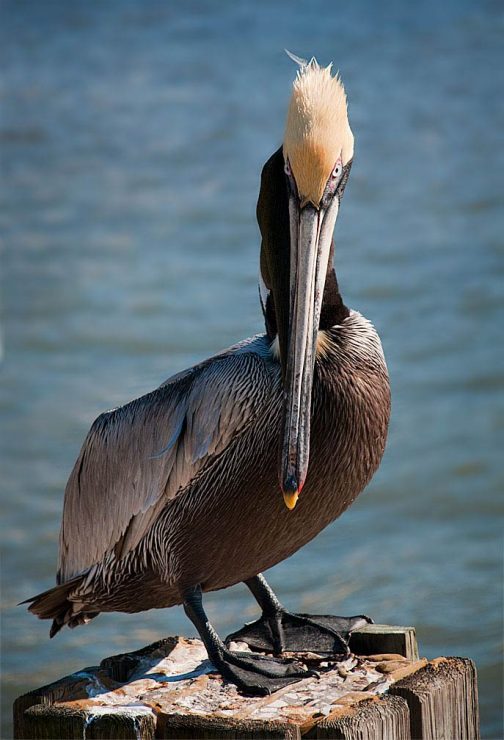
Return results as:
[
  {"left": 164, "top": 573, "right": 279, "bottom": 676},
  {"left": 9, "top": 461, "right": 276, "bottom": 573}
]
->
[{"left": 281, "top": 196, "right": 339, "bottom": 510}]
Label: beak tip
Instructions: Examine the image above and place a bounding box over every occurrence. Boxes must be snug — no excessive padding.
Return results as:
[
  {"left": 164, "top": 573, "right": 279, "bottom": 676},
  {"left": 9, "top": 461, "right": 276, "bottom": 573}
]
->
[
  {"left": 282, "top": 475, "right": 301, "bottom": 510},
  {"left": 283, "top": 489, "right": 299, "bottom": 510}
]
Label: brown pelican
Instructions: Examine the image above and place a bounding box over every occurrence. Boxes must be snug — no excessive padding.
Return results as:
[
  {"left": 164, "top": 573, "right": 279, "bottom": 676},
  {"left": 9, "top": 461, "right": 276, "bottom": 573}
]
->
[{"left": 25, "top": 57, "right": 390, "bottom": 695}]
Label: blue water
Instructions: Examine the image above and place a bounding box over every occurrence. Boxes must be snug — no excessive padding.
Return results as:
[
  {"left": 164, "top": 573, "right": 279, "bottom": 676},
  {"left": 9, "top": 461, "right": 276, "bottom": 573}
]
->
[{"left": 1, "top": 1, "right": 503, "bottom": 737}]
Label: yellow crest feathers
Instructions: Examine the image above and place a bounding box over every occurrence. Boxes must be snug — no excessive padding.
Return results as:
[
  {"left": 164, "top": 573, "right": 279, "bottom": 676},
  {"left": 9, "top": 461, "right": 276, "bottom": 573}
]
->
[{"left": 283, "top": 56, "right": 354, "bottom": 207}]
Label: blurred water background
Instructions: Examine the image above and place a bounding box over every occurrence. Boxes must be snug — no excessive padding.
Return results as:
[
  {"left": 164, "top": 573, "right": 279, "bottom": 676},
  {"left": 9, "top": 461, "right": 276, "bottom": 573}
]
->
[{"left": 1, "top": 1, "right": 503, "bottom": 737}]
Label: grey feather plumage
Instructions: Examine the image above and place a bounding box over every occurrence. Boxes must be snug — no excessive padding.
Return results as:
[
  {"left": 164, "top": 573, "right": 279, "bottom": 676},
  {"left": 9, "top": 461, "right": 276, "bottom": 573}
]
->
[{"left": 58, "top": 335, "right": 275, "bottom": 583}]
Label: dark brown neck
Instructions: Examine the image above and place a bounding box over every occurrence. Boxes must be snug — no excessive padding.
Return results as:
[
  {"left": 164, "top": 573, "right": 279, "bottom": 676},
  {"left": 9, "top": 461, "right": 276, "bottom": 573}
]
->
[
  {"left": 319, "top": 263, "right": 350, "bottom": 331},
  {"left": 257, "top": 147, "right": 349, "bottom": 344}
]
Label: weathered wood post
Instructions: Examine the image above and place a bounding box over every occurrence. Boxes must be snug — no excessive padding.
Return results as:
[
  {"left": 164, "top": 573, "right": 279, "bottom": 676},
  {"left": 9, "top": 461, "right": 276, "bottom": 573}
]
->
[{"left": 14, "top": 624, "right": 479, "bottom": 739}]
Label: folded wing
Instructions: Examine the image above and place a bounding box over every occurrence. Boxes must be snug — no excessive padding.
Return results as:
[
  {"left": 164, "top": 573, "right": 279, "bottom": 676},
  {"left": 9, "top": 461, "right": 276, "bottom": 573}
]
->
[{"left": 58, "top": 337, "right": 277, "bottom": 583}]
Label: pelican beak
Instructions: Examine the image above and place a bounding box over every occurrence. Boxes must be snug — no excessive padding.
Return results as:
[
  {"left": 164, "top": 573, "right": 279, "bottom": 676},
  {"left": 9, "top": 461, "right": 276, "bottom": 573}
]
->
[{"left": 280, "top": 195, "right": 340, "bottom": 509}]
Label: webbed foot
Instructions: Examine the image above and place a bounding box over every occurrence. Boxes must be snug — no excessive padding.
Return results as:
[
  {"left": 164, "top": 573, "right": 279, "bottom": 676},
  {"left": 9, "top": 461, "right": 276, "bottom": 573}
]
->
[
  {"left": 228, "top": 573, "right": 372, "bottom": 656},
  {"left": 209, "top": 647, "right": 318, "bottom": 695},
  {"left": 226, "top": 610, "right": 371, "bottom": 655}
]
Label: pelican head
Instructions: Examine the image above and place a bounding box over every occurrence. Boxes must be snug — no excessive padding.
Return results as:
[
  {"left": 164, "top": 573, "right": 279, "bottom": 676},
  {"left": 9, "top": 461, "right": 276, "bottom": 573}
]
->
[{"left": 258, "top": 56, "right": 354, "bottom": 510}]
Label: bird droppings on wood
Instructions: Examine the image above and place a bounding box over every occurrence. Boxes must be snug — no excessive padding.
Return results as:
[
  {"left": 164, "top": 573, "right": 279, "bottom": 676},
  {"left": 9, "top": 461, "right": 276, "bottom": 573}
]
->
[
  {"left": 14, "top": 628, "right": 481, "bottom": 739},
  {"left": 14, "top": 626, "right": 463, "bottom": 739}
]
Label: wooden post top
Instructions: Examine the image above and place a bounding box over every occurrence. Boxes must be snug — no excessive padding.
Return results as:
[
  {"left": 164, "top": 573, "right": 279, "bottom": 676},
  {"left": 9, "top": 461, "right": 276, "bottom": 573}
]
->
[{"left": 13, "top": 624, "right": 479, "bottom": 739}]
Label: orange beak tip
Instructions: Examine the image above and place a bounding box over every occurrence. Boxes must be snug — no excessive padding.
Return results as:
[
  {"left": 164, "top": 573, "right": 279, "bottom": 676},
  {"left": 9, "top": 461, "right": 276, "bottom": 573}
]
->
[{"left": 283, "top": 490, "right": 299, "bottom": 510}]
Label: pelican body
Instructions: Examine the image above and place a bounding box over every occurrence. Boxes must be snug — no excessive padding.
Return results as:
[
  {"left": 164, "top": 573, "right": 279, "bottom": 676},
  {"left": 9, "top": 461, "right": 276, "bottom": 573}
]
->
[{"left": 27, "top": 58, "right": 390, "bottom": 694}]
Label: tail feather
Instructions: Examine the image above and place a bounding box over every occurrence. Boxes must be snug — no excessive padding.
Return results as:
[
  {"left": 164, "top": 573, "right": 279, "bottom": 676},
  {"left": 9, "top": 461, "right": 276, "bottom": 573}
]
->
[{"left": 21, "top": 578, "right": 99, "bottom": 637}]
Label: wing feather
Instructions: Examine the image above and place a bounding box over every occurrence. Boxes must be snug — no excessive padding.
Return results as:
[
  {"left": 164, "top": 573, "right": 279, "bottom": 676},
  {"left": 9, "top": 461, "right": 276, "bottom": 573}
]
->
[{"left": 58, "top": 336, "right": 275, "bottom": 582}]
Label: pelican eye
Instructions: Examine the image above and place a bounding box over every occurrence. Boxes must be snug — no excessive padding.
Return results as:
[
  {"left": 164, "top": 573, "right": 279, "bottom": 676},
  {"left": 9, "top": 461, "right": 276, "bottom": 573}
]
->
[
  {"left": 331, "top": 160, "right": 343, "bottom": 181},
  {"left": 320, "top": 158, "right": 345, "bottom": 208}
]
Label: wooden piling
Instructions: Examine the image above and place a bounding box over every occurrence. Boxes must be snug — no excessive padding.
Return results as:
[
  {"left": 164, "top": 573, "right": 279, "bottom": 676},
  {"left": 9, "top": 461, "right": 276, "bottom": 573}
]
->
[{"left": 14, "top": 625, "right": 479, "bottom": 739}]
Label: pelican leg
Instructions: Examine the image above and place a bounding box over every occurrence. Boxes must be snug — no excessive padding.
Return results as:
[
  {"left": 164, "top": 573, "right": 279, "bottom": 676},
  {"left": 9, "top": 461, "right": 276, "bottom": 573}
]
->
[
  {"left": 225, "top": 574, "right": 372, "bottom": 655},
  {"left": 182, "top": 585, "right": 317, "bottom": 695}
]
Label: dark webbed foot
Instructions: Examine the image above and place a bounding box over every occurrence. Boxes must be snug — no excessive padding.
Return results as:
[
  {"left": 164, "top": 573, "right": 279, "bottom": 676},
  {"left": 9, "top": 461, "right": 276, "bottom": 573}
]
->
[
  {"left": 208, "top": 648, "right": 317, "bottom": 695},
  {"left": 182, "top": 584, "right": 316, "bottom": 695},
  {"left": 226, "top": 610, "right": 371, "bottom": 654},
  {"left": 227, "top": 574, "right": 372, "bottom": 655}
]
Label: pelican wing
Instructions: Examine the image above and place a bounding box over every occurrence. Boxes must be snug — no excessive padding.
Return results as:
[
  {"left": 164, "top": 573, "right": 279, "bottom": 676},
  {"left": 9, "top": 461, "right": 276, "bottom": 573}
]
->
[{"left": 58, "top": 336, "right": 276, "bottom": 583}]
